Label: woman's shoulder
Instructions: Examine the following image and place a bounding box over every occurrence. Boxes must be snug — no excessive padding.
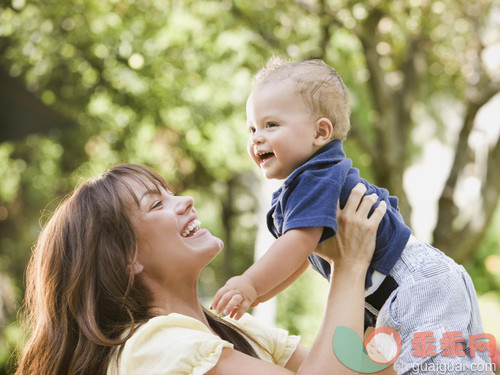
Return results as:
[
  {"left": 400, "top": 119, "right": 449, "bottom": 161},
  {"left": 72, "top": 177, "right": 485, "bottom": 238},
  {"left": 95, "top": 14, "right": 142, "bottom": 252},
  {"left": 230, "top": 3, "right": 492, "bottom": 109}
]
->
[
  {"left": 144, "top": 312, "right": 212, "bottom": 332},
  {"left": 126, "top": 313, "right": 234, "bottom": 351},
  {"left": 107, "top": 313, "right": 233, "bottom": 375},
  {"left": 224, "top": 314, "right": 300, "bottom": 367}
]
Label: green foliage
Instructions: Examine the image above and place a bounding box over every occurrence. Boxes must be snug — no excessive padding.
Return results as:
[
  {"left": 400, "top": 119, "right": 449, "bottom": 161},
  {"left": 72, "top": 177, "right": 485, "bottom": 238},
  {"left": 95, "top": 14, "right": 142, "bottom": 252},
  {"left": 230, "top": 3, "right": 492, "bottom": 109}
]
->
[
  {"left": 276, "top": 268, "right": 328, "bottom": 347},
  {"left": 467, "top": 206, "right": 500, "bottom": 294}
]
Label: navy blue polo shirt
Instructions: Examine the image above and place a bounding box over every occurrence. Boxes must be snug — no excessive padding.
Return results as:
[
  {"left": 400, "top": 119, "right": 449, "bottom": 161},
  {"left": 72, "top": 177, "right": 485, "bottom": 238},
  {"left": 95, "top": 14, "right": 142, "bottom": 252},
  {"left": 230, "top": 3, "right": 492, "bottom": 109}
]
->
[{"left": 266, "top": 140, "right": 412, "bottom": 287}]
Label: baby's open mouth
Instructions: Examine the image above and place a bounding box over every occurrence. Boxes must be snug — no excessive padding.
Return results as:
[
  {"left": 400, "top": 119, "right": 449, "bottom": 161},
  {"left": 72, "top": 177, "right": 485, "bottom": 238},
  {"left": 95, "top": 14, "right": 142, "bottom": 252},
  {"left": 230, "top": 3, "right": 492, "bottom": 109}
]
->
[{"left": 259, "top": 152, "right": 274, "bottom": 161}]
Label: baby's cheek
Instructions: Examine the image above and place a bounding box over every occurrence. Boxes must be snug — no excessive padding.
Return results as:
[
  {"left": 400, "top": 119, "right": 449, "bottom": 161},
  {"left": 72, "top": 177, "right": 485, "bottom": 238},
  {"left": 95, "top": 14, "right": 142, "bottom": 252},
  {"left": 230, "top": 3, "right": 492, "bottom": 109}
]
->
[{"left": 247, "top": 142, "right": 255, "bottom": 158}]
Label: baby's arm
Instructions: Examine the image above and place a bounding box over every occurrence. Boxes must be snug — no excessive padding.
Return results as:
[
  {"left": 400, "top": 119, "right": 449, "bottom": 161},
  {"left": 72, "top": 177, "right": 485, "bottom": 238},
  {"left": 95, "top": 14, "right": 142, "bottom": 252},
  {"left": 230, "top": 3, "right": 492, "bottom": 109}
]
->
[
  {"left": 253, "top": 259, "right": 310, "bottom": 305},
  {"left": 212, "top": 226, "right": 323, "bottom": 319}
]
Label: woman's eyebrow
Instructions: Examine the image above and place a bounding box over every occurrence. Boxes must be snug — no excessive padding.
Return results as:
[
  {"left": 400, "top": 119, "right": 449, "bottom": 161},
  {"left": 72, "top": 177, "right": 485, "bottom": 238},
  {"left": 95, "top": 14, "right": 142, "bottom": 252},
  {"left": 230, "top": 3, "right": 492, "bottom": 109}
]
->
[{"left": 138, "top": 189, "right": 161, "bottom": 204}]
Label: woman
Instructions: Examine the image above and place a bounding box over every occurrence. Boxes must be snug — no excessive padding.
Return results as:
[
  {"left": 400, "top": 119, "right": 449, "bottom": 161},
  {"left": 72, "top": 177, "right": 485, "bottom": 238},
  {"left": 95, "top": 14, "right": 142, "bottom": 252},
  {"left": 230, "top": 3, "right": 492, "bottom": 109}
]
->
[{"left": 15, "top": 163, "right": 386, "bottom": 375}]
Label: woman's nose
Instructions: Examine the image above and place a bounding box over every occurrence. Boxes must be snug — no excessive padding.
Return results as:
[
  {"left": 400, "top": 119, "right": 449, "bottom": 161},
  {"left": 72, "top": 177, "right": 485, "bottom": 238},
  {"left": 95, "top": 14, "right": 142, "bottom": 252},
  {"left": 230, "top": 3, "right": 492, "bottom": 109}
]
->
[{"left": 175, "top": 195, "right": 194, "bottom": 214}]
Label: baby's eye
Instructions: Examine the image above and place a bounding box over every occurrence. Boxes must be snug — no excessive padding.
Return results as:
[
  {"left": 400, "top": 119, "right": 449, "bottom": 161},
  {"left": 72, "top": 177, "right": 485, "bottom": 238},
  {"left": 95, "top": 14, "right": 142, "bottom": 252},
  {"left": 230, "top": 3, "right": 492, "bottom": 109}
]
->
[
  {"left": 266, "top": 121, "right": 278, "bottom": 128},
  {"left": 248, "top": 126, "right": 256, "bottom": 134}
]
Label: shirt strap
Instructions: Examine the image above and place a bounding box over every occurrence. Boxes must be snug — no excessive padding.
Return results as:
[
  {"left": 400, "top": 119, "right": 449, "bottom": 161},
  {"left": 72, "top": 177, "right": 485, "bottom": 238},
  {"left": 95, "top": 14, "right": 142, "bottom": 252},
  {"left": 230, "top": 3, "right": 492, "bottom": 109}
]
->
[{"left": 364, "top": 275, "right": 399, "bottom": 331}]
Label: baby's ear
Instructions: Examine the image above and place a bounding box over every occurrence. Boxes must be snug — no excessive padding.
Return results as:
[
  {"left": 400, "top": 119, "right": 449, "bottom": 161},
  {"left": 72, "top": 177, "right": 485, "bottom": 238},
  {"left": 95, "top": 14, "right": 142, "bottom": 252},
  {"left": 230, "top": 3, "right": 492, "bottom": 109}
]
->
[{"left": 314, "top": 117, "right": 334, "bottom": 146}]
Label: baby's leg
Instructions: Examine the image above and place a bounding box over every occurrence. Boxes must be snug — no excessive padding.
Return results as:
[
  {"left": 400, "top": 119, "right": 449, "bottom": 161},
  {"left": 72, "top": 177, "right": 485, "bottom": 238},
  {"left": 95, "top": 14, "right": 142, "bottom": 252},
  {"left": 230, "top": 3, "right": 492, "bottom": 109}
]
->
[{"left": 376, "top": 241, "right": 493, "bottom": 375}]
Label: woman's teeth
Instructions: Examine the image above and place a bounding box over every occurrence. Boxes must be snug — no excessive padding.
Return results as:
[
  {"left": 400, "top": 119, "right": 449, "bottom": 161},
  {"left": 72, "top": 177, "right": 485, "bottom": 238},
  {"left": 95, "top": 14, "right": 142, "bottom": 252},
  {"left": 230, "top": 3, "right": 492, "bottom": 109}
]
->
[{"left": 182, "top": 219, "right": 201, "bottom": 237}]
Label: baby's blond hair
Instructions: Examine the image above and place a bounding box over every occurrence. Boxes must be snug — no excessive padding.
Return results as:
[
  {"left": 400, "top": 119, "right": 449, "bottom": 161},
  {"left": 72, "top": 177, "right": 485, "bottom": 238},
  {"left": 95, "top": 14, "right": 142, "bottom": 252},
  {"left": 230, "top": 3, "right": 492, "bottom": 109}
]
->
[{"left": 253, "top": 57, "right": 351, "bottom": 140}]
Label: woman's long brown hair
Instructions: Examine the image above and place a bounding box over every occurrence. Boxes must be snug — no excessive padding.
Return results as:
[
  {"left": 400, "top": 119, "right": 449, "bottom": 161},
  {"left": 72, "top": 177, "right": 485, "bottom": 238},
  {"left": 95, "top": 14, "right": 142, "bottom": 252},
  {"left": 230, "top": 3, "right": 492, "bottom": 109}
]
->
[{"left": 16, "top": 164, "right": 258, "bottom": 375}]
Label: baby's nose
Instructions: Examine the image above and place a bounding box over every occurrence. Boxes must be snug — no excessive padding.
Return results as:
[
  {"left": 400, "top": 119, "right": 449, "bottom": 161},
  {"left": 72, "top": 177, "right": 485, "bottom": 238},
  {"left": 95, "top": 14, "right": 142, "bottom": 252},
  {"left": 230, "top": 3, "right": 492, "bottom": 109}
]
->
[{"left": 251, "top": 131, "right": 264, "bottom": 144}]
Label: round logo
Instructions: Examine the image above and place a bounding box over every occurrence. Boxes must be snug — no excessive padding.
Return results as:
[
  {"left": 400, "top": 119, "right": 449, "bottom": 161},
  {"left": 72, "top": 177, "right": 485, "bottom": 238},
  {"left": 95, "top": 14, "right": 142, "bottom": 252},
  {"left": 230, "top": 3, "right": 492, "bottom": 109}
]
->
[{"left": 364, "top": 326, "right": 402, "bottom": 365}]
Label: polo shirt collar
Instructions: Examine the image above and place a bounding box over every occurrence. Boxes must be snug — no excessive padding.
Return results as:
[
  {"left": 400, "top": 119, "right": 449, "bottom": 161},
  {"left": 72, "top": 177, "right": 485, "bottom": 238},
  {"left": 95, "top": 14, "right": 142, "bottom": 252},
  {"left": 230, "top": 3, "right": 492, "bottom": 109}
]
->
[{"left": 283, "top": 140, "right": 345, "bottom": 187}]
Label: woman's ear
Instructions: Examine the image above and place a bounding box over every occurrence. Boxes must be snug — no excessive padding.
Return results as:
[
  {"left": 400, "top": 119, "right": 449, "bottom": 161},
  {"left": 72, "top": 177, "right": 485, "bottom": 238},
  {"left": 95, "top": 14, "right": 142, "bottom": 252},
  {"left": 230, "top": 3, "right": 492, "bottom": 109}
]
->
[
  {"left": 313, "top": 117, "right": 334, "bottom": 146},
  {"left": 128, "top": 262, "right": 144, "bottom": 275}
]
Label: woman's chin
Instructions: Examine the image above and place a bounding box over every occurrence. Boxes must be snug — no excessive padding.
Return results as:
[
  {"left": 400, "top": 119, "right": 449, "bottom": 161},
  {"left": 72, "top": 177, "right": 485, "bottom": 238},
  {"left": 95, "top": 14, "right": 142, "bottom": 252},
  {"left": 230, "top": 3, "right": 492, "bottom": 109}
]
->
[
  {"left": 216, "top": 237, "right": 224, "bottom": 251},
  {"left": 200, "top": 233, "right": 224, "bottom": 257},
  {"left": 207, "top": 235, "right": 224, "bottom": 254},
  {"left": 201, "top": 229, "right": 224, "bottom": 250}
]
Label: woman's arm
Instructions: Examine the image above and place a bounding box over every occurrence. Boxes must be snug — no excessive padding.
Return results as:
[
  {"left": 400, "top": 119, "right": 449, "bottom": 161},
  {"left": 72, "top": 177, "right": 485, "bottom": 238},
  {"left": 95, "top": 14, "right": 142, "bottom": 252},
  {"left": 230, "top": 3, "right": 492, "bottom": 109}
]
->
[
  {"left": 297, "top": 187, "right": 384, "bottom": 374},
  {"left": 207, "top": 184, "right": 387, "bottom": 375}
]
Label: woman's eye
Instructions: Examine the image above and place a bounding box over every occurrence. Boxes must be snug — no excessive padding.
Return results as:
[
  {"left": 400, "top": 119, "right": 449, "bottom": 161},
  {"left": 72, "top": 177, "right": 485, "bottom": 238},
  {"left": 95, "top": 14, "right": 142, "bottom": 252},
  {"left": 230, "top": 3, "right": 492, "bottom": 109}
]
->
[{"left": 151, "top": 201, "right": 163, "bottom": 210}]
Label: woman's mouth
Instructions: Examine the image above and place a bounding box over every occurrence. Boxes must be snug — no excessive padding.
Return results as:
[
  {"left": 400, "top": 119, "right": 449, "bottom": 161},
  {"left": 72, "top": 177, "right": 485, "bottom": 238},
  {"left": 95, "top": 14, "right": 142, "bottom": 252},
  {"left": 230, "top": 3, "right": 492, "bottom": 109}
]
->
[{"left": 182, "top": 219, "right": 201, "bottom": 237}]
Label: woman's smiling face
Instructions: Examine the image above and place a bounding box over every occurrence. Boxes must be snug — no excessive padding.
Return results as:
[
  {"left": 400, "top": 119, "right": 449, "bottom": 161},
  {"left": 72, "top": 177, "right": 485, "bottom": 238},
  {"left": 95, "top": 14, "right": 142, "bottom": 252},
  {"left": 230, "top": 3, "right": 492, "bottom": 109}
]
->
[{"left": 125, "top": 178, "right": 224, "bottom": 281}]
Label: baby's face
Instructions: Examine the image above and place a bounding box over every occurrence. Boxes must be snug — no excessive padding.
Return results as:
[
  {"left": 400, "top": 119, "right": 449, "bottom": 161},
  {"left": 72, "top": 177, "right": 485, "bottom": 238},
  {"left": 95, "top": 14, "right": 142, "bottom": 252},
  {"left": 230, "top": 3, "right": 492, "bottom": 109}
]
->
[{"left": 246, "top": 80, "right": 319, "bottom": 180}]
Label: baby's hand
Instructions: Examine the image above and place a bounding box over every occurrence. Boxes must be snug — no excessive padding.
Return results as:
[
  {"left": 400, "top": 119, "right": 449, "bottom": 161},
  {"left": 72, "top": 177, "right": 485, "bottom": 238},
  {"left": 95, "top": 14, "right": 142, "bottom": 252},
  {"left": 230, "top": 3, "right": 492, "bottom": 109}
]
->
[{"left": 211, "top": 275, "right": 258, "bottom": 320}]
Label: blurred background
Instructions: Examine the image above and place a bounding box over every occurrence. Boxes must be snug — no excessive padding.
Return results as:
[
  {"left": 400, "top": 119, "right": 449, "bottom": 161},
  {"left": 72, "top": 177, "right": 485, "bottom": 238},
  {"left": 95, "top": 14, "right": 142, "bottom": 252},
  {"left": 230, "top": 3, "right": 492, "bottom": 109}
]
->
[{"left": 0, "top": 0, "right": 499, "bottom": 373}]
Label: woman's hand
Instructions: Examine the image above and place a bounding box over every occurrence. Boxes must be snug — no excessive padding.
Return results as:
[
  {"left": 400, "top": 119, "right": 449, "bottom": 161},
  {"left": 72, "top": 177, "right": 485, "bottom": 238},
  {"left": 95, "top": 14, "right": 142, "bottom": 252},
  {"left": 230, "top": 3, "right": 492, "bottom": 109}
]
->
[{"left": 315, "top": 183, "right": 387, "bottom": 269}]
